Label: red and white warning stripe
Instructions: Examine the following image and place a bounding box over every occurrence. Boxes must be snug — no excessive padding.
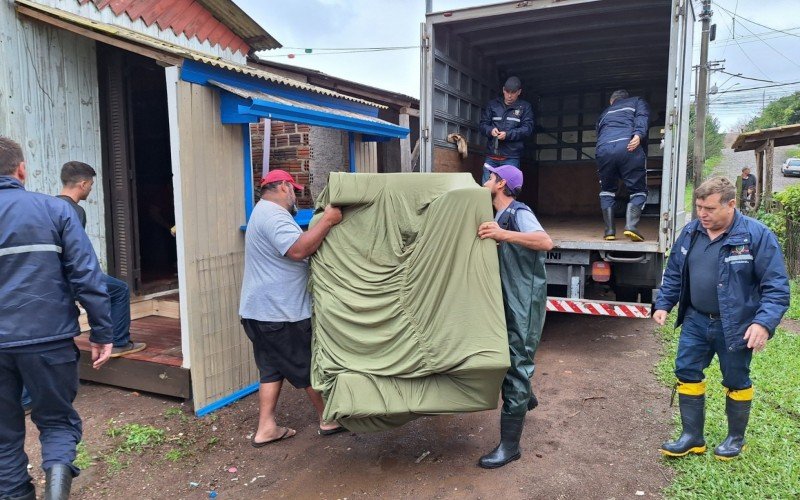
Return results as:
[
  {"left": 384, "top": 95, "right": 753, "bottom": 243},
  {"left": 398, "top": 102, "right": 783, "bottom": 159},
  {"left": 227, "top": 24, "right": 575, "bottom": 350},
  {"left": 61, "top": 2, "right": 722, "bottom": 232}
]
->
[{"left": 546, "top": 298, "right": 651, "bottom": 318}]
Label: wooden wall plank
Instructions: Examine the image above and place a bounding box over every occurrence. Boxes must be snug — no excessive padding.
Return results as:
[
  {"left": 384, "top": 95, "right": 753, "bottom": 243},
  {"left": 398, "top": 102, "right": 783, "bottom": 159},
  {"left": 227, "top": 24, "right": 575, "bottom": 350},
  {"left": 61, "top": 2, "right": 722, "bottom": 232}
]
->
[
  {"left": 175, "top": 81, "right": 256, "bottom": 411},
  {"left": 0, "top": 6, "right": 106, "bottom": 265}
]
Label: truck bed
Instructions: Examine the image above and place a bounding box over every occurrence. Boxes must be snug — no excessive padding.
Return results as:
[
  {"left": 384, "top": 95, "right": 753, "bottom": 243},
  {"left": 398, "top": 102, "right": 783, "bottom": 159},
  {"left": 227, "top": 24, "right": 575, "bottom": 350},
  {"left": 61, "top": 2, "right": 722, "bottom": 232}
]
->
[{"left": 539, "top": 215, "right": 660, "bottom": 252}]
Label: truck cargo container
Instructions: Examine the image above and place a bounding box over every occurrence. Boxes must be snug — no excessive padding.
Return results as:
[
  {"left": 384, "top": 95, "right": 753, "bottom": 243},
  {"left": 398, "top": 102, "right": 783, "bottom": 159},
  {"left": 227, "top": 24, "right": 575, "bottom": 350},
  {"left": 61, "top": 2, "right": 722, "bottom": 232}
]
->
[{"left": 420, "top": 0, "right": 695, "bottom": 317}]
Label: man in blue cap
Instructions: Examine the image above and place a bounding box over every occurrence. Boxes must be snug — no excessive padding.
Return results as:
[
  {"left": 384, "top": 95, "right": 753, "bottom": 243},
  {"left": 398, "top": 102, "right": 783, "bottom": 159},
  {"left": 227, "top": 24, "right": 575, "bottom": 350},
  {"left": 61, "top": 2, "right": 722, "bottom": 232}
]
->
[
  {"left": 479, "top": 77, "right": 534, "bottom": 184},
  {"left": 477, "top": 164, "right": 553, "bottom": 468}
]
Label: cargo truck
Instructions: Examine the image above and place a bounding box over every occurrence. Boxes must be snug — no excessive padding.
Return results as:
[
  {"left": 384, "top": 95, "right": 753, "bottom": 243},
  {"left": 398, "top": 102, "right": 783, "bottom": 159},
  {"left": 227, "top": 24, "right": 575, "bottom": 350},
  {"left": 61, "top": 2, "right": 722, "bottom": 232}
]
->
[{"left": 420, "top": 0, "right": 695, "bottom": 318}]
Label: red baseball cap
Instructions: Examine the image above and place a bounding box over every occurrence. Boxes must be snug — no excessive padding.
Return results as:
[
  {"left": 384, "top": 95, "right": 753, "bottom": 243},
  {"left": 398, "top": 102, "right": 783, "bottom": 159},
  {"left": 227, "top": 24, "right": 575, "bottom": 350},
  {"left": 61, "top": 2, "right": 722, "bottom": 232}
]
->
[{"left": 260, "top": 169, "right": 304, "bottom": 190}]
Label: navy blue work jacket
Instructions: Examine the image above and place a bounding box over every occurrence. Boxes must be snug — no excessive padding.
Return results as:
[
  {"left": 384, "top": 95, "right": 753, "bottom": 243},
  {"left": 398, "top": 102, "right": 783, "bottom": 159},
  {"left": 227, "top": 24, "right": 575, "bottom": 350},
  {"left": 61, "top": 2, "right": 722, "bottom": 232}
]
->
[
  {"left": 655, "top": 211, "right": 790, "bottom": 351},
  {"left": 479, "top": 97, "right": 534, "bottom": 158},
  {"left": 0, "top": 176, "right": 112, "bottom": 348},
  {"left": 596, "top": 96, "right": 650, "bottom": 147}
]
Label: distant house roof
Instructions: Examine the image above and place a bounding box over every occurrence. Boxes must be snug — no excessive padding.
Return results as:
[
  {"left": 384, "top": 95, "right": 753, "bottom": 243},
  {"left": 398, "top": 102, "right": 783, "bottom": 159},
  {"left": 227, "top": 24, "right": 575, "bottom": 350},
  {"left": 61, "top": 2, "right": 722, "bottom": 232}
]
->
[
  {"left": 77, "top": 0, "right": 280, "bottom": 53},
  {"left": 249, "top": 56, "right": 419, "bottom": 110},
  {"left": 732, "top": 124, "right": 800, "bottom": 152},
  {"left": 16, "top": 0, "right": 384, "bottom": 108}
]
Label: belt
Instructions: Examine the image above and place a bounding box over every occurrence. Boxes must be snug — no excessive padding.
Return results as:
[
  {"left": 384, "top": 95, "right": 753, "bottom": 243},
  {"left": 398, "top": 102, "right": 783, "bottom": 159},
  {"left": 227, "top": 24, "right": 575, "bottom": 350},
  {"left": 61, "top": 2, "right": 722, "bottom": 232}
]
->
[{"left": 693, "top": 308, "right": 720, "bottom": 320}]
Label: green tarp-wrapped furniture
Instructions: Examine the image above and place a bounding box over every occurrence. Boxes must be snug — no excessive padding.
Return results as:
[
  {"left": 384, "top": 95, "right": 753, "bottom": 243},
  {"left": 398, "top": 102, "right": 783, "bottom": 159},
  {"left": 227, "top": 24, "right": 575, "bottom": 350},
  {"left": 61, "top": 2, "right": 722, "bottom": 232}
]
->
[{"left": 309, "top": 172, "right": 510, "bottom": 433}]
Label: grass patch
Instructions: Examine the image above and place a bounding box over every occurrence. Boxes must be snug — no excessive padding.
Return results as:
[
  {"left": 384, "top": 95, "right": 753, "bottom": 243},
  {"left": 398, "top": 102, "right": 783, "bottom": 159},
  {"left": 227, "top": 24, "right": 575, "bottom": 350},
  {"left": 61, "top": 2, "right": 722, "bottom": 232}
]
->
[
  {"left": 163, "top": 407, "right": 183, "bottom": 419},
  {"left": 655, "top": 313, "right": 800, "bottom": 498},
  {"left": 73, "top": 441, "right": 94, "bottom": 470},
  {"left": 786, "top": 146, "right": 800, "bottom": 159},
  {"left": 704, "top": 154, "right": 722, "bottom": 176},
  {"left": 163, "top": 448, "right": 187, "bottom": 462},
  {"left": 787, "top": 279, "right": 800, "bottom": 320}
]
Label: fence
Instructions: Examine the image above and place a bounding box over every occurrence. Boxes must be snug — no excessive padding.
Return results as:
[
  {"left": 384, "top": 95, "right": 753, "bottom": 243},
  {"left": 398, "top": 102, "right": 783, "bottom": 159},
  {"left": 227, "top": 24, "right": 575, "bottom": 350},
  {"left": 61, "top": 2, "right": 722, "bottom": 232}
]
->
[{"left": 785, "top": 217, "right": 800, "bottom": 279}]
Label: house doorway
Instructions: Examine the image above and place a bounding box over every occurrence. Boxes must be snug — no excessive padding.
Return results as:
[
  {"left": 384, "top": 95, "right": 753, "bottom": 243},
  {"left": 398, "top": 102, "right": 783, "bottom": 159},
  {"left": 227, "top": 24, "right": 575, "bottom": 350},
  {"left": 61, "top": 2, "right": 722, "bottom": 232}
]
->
[{"left": 97, "top": 43, "right": 177, "bottom": 295}]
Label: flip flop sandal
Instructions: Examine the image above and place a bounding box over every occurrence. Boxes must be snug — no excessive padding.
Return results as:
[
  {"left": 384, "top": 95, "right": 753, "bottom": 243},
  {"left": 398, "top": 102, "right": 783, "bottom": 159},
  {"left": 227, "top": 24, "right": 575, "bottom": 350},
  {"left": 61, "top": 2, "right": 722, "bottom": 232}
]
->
[{"left": 251, "top": 427, "right": 295, "bottom": 447}]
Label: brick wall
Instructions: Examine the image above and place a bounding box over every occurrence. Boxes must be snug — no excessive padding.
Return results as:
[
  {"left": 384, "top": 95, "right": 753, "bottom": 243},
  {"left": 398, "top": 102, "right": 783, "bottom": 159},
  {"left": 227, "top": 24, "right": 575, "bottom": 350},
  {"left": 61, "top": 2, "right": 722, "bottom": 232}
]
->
[
  {"left": 250, "top": 120, "right": 349, "bottom": 208},
  {"left": 250, "top": 120, "right": 313, "bottom": 207}
]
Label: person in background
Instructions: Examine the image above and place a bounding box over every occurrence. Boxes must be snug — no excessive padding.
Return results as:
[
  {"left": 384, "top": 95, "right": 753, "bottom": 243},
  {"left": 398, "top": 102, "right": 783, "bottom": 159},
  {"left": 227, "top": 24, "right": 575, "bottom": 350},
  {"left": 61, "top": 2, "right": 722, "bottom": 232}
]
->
[
  {"left": 477, "top": 164, "right": 553, "bottom": 469},
  {"left": 595, "top": 89, "right": 650, "bottom": 241},
  {"left": 58, "top": 161, "right": 146, "bottom": 357},
  {"left": 0, "top": 137, "right": 113, "bottom": 500},
  {"left": 479, "top": 76, "right": 534, "bottom": 184}
]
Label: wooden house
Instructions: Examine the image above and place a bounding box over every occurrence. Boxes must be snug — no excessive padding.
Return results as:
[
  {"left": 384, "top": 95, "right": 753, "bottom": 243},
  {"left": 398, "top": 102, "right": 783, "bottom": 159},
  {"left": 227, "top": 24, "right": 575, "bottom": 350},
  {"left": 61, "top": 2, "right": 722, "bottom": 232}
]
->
[{"left": 0, "top": 0, "right": 408, "bottom": 414}]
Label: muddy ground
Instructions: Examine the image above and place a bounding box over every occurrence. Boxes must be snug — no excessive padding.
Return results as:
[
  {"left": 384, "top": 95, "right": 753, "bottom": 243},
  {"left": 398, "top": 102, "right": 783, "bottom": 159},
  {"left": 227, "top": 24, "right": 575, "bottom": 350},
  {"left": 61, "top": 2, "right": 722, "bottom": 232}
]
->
[{"left": 24, "top": 314, "right": 675, "bottom": 499}]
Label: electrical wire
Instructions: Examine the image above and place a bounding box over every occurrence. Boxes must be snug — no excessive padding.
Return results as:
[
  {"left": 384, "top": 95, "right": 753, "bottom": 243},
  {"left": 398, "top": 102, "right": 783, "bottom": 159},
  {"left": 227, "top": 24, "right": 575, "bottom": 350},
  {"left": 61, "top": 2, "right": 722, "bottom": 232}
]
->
[
  {"left": 715, "top": 5, "right": 800, "bottom": 72},
  {"left": 718, "top": 70, "right": 775, "bottom": 83},
  {"left": 713, "top": 1, "right": 800, "bottom": 38}
]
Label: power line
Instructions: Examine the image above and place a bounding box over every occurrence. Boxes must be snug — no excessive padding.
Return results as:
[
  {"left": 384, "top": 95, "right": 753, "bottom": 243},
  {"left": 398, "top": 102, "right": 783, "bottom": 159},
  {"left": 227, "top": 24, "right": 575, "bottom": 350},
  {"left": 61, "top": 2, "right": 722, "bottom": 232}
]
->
[
  {"left": 713, "top": 10, "right": 771, "bottom": 79},
  {"left": 256, "top": 46, "right": 419, "bottom": 58},
  {"left": 715, "top": 6, "right": 800, "bottom": 72},
  {"left": 713, "top": 2, "right": 800, "bottom": 38},
  {"left": 717, "top": 70, "right": 776, "bottom": 83}
]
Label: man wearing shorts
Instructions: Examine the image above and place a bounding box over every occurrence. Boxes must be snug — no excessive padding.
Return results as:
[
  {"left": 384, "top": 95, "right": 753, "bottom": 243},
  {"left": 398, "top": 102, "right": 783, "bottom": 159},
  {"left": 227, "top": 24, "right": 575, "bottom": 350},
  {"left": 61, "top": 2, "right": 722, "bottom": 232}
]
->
[{"left": 239, "top": 169, "right": 344, "bottom": 446}]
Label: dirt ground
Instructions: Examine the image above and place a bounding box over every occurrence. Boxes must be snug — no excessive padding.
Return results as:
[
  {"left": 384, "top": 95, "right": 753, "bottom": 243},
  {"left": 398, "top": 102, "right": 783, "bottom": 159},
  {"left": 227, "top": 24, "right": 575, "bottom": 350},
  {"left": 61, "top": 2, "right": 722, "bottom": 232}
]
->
[{"left": 24, "top": 314, "right": 675, "bottom": 499}]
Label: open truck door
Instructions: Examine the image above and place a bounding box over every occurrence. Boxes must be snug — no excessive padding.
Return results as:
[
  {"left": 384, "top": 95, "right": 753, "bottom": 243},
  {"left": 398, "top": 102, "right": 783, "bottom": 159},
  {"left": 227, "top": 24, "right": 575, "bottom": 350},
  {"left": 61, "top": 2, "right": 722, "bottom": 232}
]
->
[{"left": 660, "top": 0, "right": 695, "bottom": 252}]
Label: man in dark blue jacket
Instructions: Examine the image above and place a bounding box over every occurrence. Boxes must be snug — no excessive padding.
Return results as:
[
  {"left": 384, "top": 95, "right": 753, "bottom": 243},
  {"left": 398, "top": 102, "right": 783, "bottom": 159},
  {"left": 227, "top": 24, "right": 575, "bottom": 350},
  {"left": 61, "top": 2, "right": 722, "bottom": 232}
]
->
[
  {"left": 0, "top": 137, "right": 113, "bottom": 500},
  {"left": 595, "top": 89, "right": 650, "bottom": 241},
  {"left": 479, "top": 77, "right": 534, "bottom": 183},
  {"left": 653, "top": 177, "right": 789, "bottom": 461}
]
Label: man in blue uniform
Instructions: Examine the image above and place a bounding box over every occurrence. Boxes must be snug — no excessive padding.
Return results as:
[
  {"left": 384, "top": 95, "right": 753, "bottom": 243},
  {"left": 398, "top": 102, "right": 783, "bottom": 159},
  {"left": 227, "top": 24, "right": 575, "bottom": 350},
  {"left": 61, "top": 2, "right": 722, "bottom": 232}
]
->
[
  {"left": 595, "top": 89, "right": 650, "bottom": 241},
  {"left": 653, "top": 177, "right": 789, "bottom": 460},
  {"left": 0, "top": 137, "right": 113, "bottom": 500},
  {"left": 477, "top": 164, "right": 553, "bottom": 468},
  {"left": 479, "top": 77, "right": 534, "bottom": 183}
]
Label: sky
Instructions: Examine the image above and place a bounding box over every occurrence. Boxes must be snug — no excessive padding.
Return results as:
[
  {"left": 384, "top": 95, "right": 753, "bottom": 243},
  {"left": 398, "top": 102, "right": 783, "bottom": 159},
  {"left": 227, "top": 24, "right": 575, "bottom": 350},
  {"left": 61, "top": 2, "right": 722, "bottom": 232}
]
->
[{"left": 234, "top": 0, "right": 800, "bottom": 131}]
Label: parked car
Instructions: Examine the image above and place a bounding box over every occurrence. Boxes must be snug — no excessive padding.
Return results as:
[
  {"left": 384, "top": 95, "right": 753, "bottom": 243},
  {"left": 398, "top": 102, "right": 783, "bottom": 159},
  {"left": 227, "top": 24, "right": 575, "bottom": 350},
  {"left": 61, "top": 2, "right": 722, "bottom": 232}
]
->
[{"left": 783, "top": 158, "right": 800, "bottom": 177}]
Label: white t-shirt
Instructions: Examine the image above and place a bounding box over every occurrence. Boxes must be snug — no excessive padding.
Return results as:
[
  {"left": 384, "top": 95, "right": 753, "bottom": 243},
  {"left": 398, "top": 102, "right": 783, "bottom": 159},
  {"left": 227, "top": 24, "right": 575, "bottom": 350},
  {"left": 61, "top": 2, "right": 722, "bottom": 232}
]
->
[{"left": 239, "top": 200, "right": 311, "bottom": 322}]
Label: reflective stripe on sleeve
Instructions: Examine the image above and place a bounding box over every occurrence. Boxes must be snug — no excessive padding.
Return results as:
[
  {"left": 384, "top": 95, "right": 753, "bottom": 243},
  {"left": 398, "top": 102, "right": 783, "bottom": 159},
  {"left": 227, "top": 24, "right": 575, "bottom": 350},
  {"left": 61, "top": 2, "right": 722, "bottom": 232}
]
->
[{"left": 0, "top": 244, "right": 63, "bottom": 258}]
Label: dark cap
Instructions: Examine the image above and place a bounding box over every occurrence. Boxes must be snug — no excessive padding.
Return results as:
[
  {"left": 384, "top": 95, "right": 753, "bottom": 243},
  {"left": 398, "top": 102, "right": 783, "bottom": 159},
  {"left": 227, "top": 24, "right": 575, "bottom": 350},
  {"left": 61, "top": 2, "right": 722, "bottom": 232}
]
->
[{"left": 503, "top": 76, "right": 522, "bottom": 92}]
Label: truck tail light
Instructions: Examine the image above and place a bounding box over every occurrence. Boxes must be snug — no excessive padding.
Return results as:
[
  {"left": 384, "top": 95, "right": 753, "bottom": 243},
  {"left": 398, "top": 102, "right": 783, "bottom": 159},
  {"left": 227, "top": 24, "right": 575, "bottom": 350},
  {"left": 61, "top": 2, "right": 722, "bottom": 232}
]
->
[{"left": 592, "top": 261, "right": 611, "bottom": 282}]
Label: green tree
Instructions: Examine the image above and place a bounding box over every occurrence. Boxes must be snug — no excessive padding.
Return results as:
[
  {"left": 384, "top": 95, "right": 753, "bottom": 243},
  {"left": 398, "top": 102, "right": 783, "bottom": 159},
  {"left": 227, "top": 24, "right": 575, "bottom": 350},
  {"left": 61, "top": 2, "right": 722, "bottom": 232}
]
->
[
  {"left": 687, "top": 104, "right": 725, "bottom": 178},
  {"left": 745, "top": 91, "right": 800, "bottom": 131}
]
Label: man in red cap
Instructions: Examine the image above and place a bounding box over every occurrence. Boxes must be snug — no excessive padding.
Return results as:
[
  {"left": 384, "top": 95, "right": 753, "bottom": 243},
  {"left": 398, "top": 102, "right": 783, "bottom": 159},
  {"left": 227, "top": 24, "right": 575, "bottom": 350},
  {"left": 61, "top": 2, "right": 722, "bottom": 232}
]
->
[{"left": 239, "top": 169, "right": 344, "bottom": 446}]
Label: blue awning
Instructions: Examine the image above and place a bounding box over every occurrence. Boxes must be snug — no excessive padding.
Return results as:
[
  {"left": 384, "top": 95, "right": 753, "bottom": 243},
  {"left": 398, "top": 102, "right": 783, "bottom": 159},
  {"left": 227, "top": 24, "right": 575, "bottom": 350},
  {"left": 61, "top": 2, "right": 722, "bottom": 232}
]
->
[{"left": 210, "top": 81, "right": 409, "bottom": 140}]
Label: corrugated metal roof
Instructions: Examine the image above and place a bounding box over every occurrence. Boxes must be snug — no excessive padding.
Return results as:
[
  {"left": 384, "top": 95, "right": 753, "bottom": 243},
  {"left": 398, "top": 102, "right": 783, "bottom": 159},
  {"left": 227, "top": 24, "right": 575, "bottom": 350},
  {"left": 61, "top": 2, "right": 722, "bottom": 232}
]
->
[
  {"left": 212, "top": 81, "right": 401, "bottom": 128},
  {"left": 16, "top": 0, "right": 385, "bottom": 108},
  {"left": 77, "top": 0, "right": 279, "bottom": 52},
  {"left": 732, "top": 124, "right": 800, "bottom": 152}
]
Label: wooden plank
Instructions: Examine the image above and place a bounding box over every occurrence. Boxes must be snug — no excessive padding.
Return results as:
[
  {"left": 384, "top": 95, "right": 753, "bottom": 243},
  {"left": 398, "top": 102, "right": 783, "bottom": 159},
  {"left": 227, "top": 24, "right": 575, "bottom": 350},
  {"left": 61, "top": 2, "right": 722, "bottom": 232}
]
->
[
  {"left": 79, "top": 351, "right": 191, "bottom": 398},
  {"left": 153, "top": 299, "right": 181, "bottom": 319},
  {"left": 765, "top": 139, "right": 774, "bottom": 206}
]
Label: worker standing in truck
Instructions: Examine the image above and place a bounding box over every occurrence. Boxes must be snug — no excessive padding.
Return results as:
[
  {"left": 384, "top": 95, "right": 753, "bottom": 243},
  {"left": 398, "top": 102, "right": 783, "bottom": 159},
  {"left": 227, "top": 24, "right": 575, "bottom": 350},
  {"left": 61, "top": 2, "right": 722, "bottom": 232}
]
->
[
  {"left": 477, "top": 164, "right": 553, "bottom": 469},
  {"left": 479, "top": 76, "right": 534, "bottom": 184},
  {"left": 595, "top": 89, "right": 650, "bottom": 241}
]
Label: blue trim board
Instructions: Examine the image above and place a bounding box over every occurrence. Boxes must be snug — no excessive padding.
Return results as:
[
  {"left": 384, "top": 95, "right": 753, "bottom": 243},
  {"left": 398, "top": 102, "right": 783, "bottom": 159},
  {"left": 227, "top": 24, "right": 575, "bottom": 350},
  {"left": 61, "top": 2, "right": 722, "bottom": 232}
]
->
[
  {"left": 181, "top": 59, "right": 377, "bottom": 117},
  {"left": 195, "top": 381, "right": 259, "bottom": 417},
  {"left": 348, "top": 132, "right": 356, "bottom": 173},
  {"left": 242, "top": 124, "right": 255, "bottom": 222}
]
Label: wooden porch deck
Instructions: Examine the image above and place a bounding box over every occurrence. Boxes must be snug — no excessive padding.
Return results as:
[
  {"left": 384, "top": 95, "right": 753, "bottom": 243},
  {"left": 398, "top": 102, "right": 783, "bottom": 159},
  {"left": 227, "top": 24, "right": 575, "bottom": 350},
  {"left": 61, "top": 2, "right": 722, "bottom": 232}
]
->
[{"left": 76, "top": 315, "right": 191, "bottom": 398}]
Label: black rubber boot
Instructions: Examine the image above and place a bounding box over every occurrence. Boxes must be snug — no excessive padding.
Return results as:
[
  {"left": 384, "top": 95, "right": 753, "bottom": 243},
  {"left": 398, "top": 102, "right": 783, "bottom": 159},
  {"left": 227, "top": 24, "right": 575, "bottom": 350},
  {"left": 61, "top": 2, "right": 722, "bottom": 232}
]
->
[
  {"left": 527, "top": 392, "right": 539, "bottom": 411},
  {"left": 623, "top": 203, "right": 644, "bottom": 242},
  {"left": 659, "top": 394, "right": 707, "bottom": 457},
  {"left": 44, "top": 464, "right": 73, "bottom": 500},
  {"left": 714, "top": 397, "right": 752, "bottom": 460},
  {"left": 602, "top": 207, "right": 616, "bottom": 240},
  {"left": 478, "top": 414, "right": 524, "bottom": 469}
]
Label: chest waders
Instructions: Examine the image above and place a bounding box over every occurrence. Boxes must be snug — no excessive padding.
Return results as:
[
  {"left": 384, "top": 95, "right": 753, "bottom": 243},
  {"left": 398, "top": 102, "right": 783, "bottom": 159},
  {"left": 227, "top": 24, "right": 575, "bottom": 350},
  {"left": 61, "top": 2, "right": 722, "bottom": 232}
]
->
[{"left": 479, "top": 201, "right": 548, "bottom": 469}]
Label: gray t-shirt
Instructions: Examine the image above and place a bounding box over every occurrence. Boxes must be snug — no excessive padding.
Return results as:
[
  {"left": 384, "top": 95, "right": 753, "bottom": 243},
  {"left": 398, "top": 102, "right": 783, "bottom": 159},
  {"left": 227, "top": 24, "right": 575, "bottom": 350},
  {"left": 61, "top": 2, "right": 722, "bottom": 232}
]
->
[
  {"left": 239, "top": 200, "right": 311, "bottom": 322},
  {"left": 687, "top": 228, "right": 727, "bottom": 315},
  {"left": 494, "top": 205, "right": 544, "bottom": 233}
]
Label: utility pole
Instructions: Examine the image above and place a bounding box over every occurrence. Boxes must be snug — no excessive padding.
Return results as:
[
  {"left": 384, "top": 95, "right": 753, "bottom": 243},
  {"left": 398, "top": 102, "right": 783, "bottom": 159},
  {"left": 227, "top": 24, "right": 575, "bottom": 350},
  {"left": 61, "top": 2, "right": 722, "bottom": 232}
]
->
[{"left": 693, "top": 0, "right": 712, "bottom": 217}]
